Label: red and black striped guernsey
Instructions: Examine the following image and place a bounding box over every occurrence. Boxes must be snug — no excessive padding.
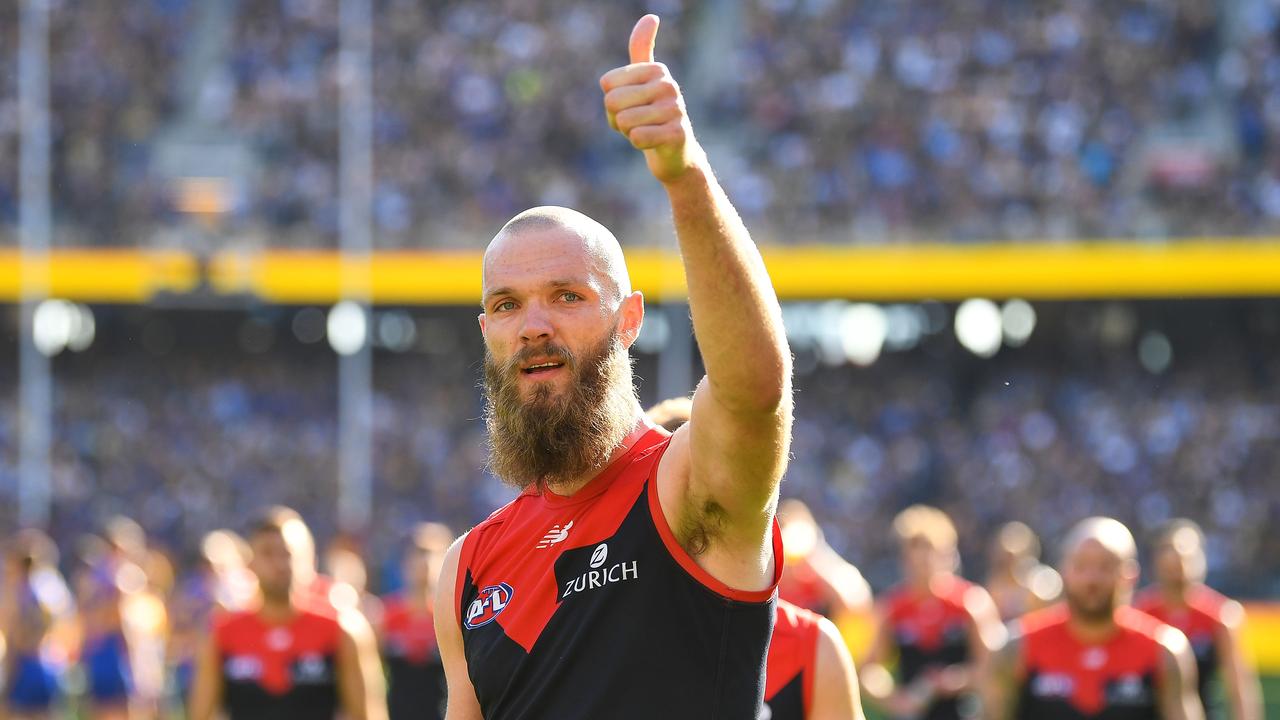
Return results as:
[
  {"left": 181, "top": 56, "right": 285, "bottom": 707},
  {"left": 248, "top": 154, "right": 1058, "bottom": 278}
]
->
[{"left": 456, "top": 428, "right": 783, "bottom": 719}]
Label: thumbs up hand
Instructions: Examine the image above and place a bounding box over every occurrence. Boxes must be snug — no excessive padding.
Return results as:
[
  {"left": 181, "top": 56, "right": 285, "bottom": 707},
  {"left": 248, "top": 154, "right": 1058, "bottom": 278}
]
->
[{"left": 600, "top": 15, "right": 705, "bottom": 185}]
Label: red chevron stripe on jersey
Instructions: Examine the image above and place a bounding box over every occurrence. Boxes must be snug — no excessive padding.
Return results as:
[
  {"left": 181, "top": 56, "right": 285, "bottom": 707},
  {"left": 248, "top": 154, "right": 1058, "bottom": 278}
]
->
[
  {"left": 456, "top": 426, "right": 784, "bottom": 719},
  {"left": 1016, "top": 604, "right": 1165, "bottom": 720}
]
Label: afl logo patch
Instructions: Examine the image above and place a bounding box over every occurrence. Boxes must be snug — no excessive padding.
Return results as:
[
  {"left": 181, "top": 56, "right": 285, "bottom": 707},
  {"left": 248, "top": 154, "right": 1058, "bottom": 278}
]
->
[
  {"left": 590, "top": 544, "right": 609, "bottom": 569},
  {"left": 464, "top": 583, "right": 514, "bottom": 630}
]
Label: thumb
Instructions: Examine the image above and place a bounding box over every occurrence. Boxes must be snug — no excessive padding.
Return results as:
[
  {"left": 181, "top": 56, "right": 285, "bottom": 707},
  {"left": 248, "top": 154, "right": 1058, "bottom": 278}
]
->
[{"left": 629, "top": 14, "right": 659, "bottom": 64}]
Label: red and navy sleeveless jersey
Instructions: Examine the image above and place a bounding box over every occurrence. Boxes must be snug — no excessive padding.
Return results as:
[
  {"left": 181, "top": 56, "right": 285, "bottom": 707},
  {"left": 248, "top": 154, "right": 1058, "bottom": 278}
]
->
[
  {"left": 380, "top": 594, "right": 444, "bottom": 720},
  {"left": 1134, "top": 585, "right": 1231, "bottom": 710},
  {"left": 213, "top": 608, "right": 341, "bottom": 720},
  {"left": 457, "top": 428, "right": 783, "bottom": 719},
  {"left": 1015, "top": 604, "right": 1166, "bottom": 720},
  {"left": 883, "top": 577, "right": 975, "bottom": 720},
  {"left": 764, "top": 599, "right": 822, "bottom": 720}
]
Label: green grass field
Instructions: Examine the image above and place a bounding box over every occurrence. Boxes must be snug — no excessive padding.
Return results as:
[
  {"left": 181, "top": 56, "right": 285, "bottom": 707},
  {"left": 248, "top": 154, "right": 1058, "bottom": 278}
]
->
[
  {"left": 1263, "top": 675, "right": 1280, "bottom": 719},
  {"left": 36, "top": 672, "right": 1280, "bottom": 718},
  {"left": 856, "top": 676, "right": 1280, "bottom": 720}
]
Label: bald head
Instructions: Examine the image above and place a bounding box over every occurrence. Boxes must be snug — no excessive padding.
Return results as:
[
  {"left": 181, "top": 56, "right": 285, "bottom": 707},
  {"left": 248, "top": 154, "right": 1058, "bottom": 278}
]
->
[
  {"left": 1059, "top": 517, "right": 1138, "bottom": 623},
  {"left": 1060, "top": 517, "right": 1137, "bottom": 565},
  {"left": 484, "top": 206, "right": 631, "bottom": 305}
]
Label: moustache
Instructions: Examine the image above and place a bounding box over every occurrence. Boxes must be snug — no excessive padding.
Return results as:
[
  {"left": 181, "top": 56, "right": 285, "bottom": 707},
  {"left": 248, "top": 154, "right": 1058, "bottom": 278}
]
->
[{"left": 501, "top": 343, "right": 579, "bottom": 376}]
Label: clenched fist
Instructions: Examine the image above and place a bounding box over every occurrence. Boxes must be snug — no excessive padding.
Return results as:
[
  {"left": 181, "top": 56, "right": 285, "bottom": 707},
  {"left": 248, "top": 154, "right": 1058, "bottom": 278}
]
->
[{"left": 600, "top": 15, "right": 706, "bottom": 184}]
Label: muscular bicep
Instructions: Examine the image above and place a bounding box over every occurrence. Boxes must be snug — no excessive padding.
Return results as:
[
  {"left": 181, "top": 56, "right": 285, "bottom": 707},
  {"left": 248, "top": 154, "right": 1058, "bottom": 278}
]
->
[
  {"left": 681, "top": 376, "right": 791, "bottom": 537},
  {"left": 811, "top": 617, "right": 866, "bottom": 720},
  {"left": 1158, "top": 630, "right": 1205, "bottom": 720},
  {"left": 436, "top": 535, "right": 483, "bottom": 720}
]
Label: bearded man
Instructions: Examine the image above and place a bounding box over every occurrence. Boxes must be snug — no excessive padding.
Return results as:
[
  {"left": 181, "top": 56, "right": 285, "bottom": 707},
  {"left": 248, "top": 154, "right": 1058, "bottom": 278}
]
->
[
  {"left": 433, "top": 13, "right": 792, "bottom": 720},
  {"left": 984, "top": 517, "right": 1204, "bottom": 720}
]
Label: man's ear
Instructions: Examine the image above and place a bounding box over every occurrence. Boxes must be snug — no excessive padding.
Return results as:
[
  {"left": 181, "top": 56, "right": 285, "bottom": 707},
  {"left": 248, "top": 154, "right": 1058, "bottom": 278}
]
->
[
  {"left": 478, "top": 311, "right": 486, "bottom": 336},
  {"left": 616, "top": 291, "right": 645, "bottom": 348}
]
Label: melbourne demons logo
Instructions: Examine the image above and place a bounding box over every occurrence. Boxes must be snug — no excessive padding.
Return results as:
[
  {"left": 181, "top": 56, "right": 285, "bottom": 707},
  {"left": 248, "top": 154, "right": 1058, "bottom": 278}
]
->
[{"left": 464, "top": 583, "right": 514, "bottom": 629}]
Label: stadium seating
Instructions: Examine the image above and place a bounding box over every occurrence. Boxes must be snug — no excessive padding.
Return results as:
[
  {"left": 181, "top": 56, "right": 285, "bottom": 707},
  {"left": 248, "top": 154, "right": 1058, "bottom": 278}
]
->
[{"left": 3, "top": 1, "right": 1279, "bottom": 246}]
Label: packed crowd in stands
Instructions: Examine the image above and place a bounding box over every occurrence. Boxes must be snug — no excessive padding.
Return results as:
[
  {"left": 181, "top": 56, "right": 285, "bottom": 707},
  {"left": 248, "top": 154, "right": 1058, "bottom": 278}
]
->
[
  {"left": 228, "top": 0, "right": 689, "bottom": 248},
  {"left": 710, "top": 0, "right": 1234, "bottom": 241},
  {"left": 0, "top": 303, "right": 1274, "bottom": 599},
  {"left": 3, "top": 0, "right": 1280, "bottom": 245},
  {"left": 0, "top": 0, "right": 190, "bottom": 245}
]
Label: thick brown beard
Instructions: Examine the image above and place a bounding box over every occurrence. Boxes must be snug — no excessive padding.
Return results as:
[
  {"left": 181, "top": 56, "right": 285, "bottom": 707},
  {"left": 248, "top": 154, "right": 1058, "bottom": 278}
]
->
[
  {"left": 483, "top": 330, "right": 638, "bottom": 491},
  {"left": 1064, "top": 586, "right": 1117, "bottom": 624}
]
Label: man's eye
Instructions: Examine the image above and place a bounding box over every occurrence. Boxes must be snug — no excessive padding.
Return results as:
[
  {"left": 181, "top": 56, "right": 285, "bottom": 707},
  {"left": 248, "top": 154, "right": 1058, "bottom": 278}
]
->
[
  {"left": 562, "top": 292, "right": 581, "bottom": 302},
  {"left": 495, "top": 300, "right": 516, "bottom": 312}
]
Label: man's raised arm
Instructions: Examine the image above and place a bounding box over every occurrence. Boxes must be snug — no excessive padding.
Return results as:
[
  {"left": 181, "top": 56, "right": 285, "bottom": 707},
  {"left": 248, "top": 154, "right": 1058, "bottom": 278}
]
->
[{"left": 601, "top": 15, "right": 791, "bottom": 577}]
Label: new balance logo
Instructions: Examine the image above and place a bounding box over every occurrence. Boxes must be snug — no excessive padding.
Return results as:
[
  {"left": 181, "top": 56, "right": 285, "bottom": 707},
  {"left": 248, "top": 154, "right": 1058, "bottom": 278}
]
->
[{"left": 537, "top": 520, "right": 574, "bottom": 549}]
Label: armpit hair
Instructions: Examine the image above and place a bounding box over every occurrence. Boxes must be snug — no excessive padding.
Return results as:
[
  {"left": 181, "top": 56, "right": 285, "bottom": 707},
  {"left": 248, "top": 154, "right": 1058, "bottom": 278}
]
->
[{"left": 677, "top": 497, "right": 729, "bottom": 557}]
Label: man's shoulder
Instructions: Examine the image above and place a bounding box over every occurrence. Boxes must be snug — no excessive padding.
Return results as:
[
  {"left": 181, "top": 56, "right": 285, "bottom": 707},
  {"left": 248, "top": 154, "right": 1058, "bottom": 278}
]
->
[
  {"left": 1187, "top": 584, "right": 1233, "bottom": 621},
  {"left": 466, "top": 495, "right": 528, "bottom": 546},
  {"left": 1117, "top": 605, "right": 1173, "bottom": 647},
  {"left": 1017, "top": 603, "right": 1069, "bottom": 638},
  {"left": 776, "top": 598, "right": 823, "bottom": 635}
]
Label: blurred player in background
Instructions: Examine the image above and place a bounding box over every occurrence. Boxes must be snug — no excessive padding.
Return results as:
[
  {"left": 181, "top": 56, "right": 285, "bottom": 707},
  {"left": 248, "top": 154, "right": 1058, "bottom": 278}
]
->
[
  {"left": 275, "top": 508, "right": 336, "bottom": 613},
  {"left": 1135, "top": 520, "right": 1262, "bottom": 720},
  {"left": 188, "top": 507, "right": 386, "bottom": 720},
  {"left": 778, "top": 498, "right": 872, "bottom": 620},
  {"left": 75, "top": 520, "right": 153, "bottom": 720},
  {"left": 985, "top": 522, "right": 1061, "bottom": 622},
  {"left": 861, "top": 505, "right": 1004, "bottom": 720},
  {"left": 644, "top": 396, "right": 692, "bottom": 433},
  {"left": 167, "top": 530, "right": 255, "bottom": 713},
  {"left": 647, "top": 398, "right": 864, "bottom": 719},
  {"left": 380, "top": 523, "right": 452, "bottom": 720},
  {"left": 984, "top": 517, "right": 1203, "bottom": 720},
  {"left": 324, "top": 540, "right": 385, "bottom": 626},
  {"left": 765, "top": 598, "right": 866, "bottom": 720},
  {"left": 437, "top": 12, "right": 793, "bottom": 719},
  {"left": 1, "top": 530, "right": 76, "bottom": 720},
  {"left": 128, "top": 536, "right": 172, "bottom": 720}
]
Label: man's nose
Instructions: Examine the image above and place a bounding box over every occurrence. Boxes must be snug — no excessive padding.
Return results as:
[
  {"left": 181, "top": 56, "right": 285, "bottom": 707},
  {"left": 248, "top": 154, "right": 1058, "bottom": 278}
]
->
[{"left": 519, "top": 303, "right": 554, "bottom": 344}]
